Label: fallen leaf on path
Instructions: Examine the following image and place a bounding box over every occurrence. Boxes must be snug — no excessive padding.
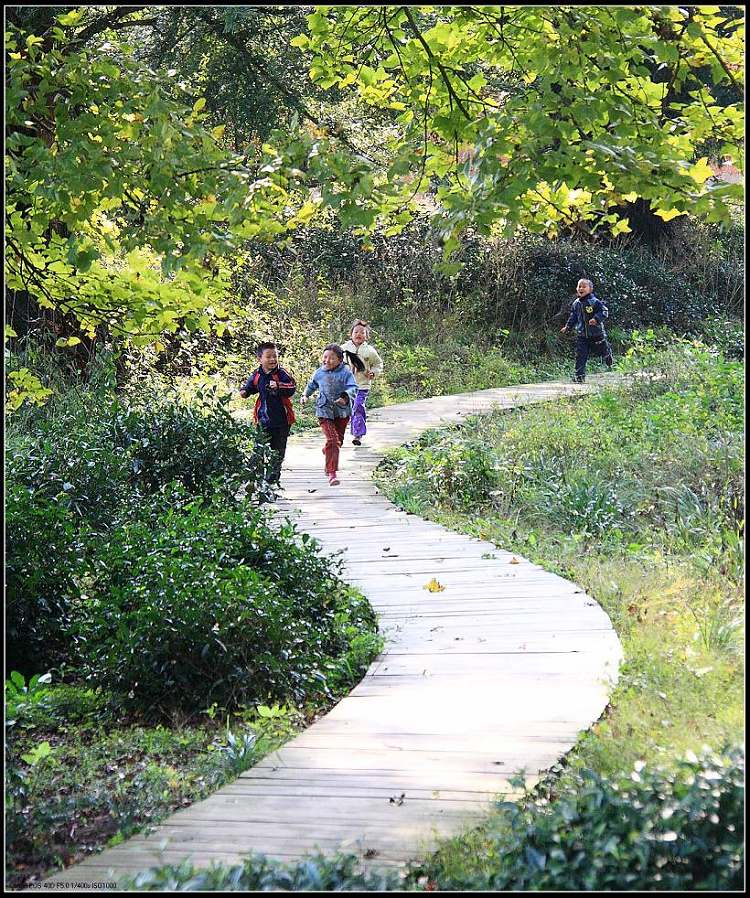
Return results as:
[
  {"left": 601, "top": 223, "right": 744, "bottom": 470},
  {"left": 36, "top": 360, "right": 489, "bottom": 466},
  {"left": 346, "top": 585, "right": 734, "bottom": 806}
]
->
[
  {"left": 509, "top": 557, "right": 520, "bottom": 564},
  {"left": 423, "top": 578, "right": 445, "bottom": 592}
]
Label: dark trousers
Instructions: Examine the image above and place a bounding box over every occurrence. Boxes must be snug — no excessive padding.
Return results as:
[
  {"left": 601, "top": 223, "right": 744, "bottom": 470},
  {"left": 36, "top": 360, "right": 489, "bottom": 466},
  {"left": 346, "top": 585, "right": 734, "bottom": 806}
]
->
[
  {"left": 260, "top": 424, "right": 290, "bottom": 483},
  {"left": 575, "top": 336, "right": 613, "bottom": 379}
]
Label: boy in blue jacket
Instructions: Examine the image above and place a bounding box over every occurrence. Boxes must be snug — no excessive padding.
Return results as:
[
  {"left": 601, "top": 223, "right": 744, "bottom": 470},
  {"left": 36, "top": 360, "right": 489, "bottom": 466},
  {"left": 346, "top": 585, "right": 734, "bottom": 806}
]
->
[
  {"left": 300, "top": 344, "right": 358, "bottom": 486},
  {"left": 561, "top": 278, "right": 614, "bottom": 383},
  {"left": 239, "top": 341, "right": 296, "bottom": 485}
]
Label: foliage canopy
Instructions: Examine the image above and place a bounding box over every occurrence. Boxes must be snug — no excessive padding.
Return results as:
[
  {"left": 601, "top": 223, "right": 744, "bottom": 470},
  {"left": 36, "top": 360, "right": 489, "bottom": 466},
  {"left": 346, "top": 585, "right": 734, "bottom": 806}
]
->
[
  {"left": 4, "top": 5, "right": 745, "bottom": 406},
  {"left": 299, "top": 5, "right": 744, "bottom": 251}
]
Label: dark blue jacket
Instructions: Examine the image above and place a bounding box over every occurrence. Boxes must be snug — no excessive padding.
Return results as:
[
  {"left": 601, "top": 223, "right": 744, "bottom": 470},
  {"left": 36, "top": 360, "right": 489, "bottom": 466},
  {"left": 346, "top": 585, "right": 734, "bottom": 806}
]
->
[
  {"left": 241, "top": 366, "right": 296, "bottom": 428},
  {"left": 565, "top": 295, "right": 609, "bottom": 339}
]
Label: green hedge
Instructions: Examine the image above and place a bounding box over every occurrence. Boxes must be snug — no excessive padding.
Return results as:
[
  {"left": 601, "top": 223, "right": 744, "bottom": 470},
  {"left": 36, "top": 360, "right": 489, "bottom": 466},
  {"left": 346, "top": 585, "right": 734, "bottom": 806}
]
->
[
  {"left": 5, "top": 390, "right": 269, "bottom": 680},
  {"left": 249, "top": 214, "right": 743, "bottom": 339},
  {"left": 74, "top": 490, "right": 378, "bottom": 714}
]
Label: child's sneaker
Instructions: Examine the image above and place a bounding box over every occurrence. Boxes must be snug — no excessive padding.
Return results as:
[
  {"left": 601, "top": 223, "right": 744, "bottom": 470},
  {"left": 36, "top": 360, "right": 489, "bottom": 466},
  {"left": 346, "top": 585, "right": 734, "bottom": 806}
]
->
[
  {"left": 328, "top": 473, "right": 340, "bottom": 486},
  {"left": 352, "top": 437, "right": 362, "bottom": 446},
  {"left": 572, "top": 374, "right": 586, "bottom": 383},
  {"left": 605, "top": 355, "right": 614, "bottom": 369}
]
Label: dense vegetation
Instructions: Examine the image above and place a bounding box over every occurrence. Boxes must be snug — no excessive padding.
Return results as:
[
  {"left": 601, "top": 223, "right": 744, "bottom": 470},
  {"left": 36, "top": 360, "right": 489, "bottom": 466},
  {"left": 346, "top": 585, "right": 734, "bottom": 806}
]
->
[
  {"left": 372, "top": 336, "right": 744, "bottom": 889},
  {"left": 5, "top": 378, "right": 382, "bottom": 886},
  {"left": 4, "top": 4, "right": 744, "bottom": 892}
]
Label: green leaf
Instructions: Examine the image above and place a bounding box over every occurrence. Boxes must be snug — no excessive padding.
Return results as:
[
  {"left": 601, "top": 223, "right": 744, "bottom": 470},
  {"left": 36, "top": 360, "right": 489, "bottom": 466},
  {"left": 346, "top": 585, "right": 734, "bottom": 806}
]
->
[{"left": 21, "top": 741, "right": 54, "bottom": 766}]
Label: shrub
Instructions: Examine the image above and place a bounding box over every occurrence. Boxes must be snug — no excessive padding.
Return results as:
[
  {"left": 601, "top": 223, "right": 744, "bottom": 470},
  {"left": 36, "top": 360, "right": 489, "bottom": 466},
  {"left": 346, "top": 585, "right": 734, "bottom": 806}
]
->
[
  {"left": 400, "top": 433, "right": 499, "bottom": 512},
  {"left": 550, "top": 473, "right": 633, "bottom": 537},
  {"left": 73, "top": 490, "right": 379, "bottom": 715},
  {"left": 112, "top": 391, "right": 267, "bottom": 500},
  {"left": 6, "top": 404, "right": 131, "bottom": 528},
  {"left": 5, "top": 483, "right": 84, "bottom": 677},
  {"left": 6, "top": 387, "right": 269, "bottom": 530},
  {"left": 249, "top": 214, "right": 742, "bottom": 343},
  {"left": 6, "top": 388, "right": 271, "bottom": 679},
  {"left": 415, "top": 747, "right": 744, "bottom": 891}
]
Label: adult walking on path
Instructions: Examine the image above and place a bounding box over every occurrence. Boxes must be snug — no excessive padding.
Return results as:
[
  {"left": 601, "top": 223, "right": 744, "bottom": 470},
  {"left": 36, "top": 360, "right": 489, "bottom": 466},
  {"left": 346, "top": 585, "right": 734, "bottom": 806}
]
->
[{"left": 42, "top": 376, "right": 622, "bottom": 888}]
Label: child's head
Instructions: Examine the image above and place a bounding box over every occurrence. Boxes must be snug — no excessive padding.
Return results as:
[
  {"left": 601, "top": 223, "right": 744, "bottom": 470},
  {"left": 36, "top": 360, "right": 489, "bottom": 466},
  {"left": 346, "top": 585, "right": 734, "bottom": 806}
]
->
[
  {"left": 350, "top": 319, "right": 369, "bottom": 346},
  {"left": 321, "top": 343, "right": 344, "bottom": 371},
  {"left": 322, "top": 343, "right": 344, "bottom": 370},
  {"left": 576, "top": 278, "right": 594, "bottom": 298},
  {"left": 256, "top": 341, "right": 278, "bottom": 372}
]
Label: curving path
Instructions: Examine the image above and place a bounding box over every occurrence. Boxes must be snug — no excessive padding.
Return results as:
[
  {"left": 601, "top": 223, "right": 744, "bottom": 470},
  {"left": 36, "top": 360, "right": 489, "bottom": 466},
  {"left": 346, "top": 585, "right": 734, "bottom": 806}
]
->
[{"left": 43, "top": 377, "right": 623, "bottom": 887}]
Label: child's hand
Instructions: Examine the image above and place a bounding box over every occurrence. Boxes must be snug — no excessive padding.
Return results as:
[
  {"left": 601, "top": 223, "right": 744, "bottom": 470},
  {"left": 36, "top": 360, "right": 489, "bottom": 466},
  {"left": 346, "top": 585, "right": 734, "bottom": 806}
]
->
[
  {"left": 560, "top": 326, "right": 568, "bottom": 333},
  {"left": 366, "top": 371, "right": 376, "bottom": 380},
  {"left": 268, "top": 380, "right": 278, "bottom": 391},
  {"left": 239, "top": 389, "right": 248, "bottom": 398},
  {"left": 300, "top": 395, "right": 309, "bottom": 406},
  {"left": 588, "top": 318, "right": 598, "bottom": 326},
  {"left": 335, "top": 396, "right": 348, "bottom": 407}
]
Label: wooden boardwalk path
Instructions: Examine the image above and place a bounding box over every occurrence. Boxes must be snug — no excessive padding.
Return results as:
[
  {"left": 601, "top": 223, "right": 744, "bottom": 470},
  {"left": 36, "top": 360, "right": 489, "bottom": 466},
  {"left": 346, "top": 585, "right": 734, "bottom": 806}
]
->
[{"left": 43, "top": 377, "right": 623, "bottom": 887}]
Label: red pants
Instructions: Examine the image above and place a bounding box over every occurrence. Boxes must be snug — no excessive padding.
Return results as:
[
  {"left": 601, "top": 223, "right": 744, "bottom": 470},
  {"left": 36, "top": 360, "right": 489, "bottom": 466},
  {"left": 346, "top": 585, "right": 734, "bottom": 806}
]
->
[{"left": 319, "top": 417, "right": 349, "bottom": 475}]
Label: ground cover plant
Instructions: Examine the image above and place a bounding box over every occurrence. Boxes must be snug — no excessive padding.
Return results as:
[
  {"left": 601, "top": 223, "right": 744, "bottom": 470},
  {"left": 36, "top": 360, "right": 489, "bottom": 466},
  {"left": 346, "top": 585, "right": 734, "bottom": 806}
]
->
[{"left": 369, "top": 334, "right": 744, "bottom": 889}]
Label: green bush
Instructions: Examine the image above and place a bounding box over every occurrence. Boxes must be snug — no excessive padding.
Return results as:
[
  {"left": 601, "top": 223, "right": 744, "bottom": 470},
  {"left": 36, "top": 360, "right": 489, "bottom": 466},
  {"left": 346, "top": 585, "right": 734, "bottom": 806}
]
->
[
  {"left": 398, "top": 433, "right": 499, "bottom": 512},
  {"left": 112, "top": 391, "right": 267, "bottom": 500},
  {"left": 249, "top": 214, "right": 742, "bottom": 343},
  {"left": 6, "top": 405, "right": 131, "bottom": 528},
  {"left": 413, "top": 747, "right": 744, "bottom": 891},
  {"left": 73, "top": 490, "right": 379, "bottom": 715},
  {"left": 551, "top": 473, "right": 634, "bottom": 537},
  {"left": 6, "top": 388, "right": 268, "bottom": 529},
  {"left": 5, "top": 484, "right": 84, "bottom": 677},
  {"left": 5, "top": 388, "right": 271, "bottom": 678}
]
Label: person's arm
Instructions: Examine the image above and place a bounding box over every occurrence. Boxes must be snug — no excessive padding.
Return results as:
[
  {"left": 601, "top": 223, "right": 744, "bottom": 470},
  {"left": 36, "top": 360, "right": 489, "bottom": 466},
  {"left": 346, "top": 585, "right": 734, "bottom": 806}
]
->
[
  {"left": 239, "top": 374, "right": 258, "bottom": 398},
  {"left": 590, "top": 300, "right": 607, "bottom": 325},
  {"left": 276, "top": 368, "right": 296, "bottom": 397},
  {"left": 300, "top": 373, "right": 318, "bottom": 404},
  {"left": 561, "top": 302, "right": 577, "bottom": 332}
]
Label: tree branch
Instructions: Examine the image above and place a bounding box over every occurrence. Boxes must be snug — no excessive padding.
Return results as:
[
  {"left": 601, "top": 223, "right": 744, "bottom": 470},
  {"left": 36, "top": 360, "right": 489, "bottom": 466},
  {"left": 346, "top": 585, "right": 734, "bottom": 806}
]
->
[{"left": 401, "top": 7, "right": 472, "bottom": 119}]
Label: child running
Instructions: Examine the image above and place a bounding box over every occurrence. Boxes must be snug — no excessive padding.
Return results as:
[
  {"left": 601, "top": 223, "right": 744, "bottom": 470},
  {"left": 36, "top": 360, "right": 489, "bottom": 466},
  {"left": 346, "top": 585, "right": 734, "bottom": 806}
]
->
[
  {"left": 560, "top": 278, "right": 614, "bottom": 383},
  {"left": 341, "top": 319, "right": 384, "bottom": 446},
  {"left": 300, "top": 343, "right": 358, "bottom": 486},
  {"left": 239, "top": 341, "right": 296, "bottom": 486}
]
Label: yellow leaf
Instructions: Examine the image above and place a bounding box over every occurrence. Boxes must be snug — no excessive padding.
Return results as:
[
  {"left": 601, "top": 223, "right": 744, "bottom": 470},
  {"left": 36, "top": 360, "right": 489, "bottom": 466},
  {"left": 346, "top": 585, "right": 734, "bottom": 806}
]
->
[
  {"left": 423, "top": 578, "right": 446, "bottom": 592},
  {"left": 509, "top": 557, "right": 521, "bottom": 564},
  {"left": 687, "top": 156, "right": 714, "bottom": 185},
  {"left": 621, "top": 192, "right": 639, "bottom": 203},
  {"left": 654, "top": 207, "right": 685, "bottom": 222},
  {"left": 211, "top": 125, "right": 226, "bottom": 140},
  {"left": 193, "top": 97, "right": 207, "bottom": 113},
  {"left": 611, "top": 217, "right": 632, "bottom": 236}
]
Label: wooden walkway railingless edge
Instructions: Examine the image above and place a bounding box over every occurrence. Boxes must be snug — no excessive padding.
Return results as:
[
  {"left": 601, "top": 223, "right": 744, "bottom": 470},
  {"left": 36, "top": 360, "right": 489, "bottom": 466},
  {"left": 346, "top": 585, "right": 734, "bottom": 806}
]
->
[{"left": 40, "top": 377, "right": 623, "bottom": 888}]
